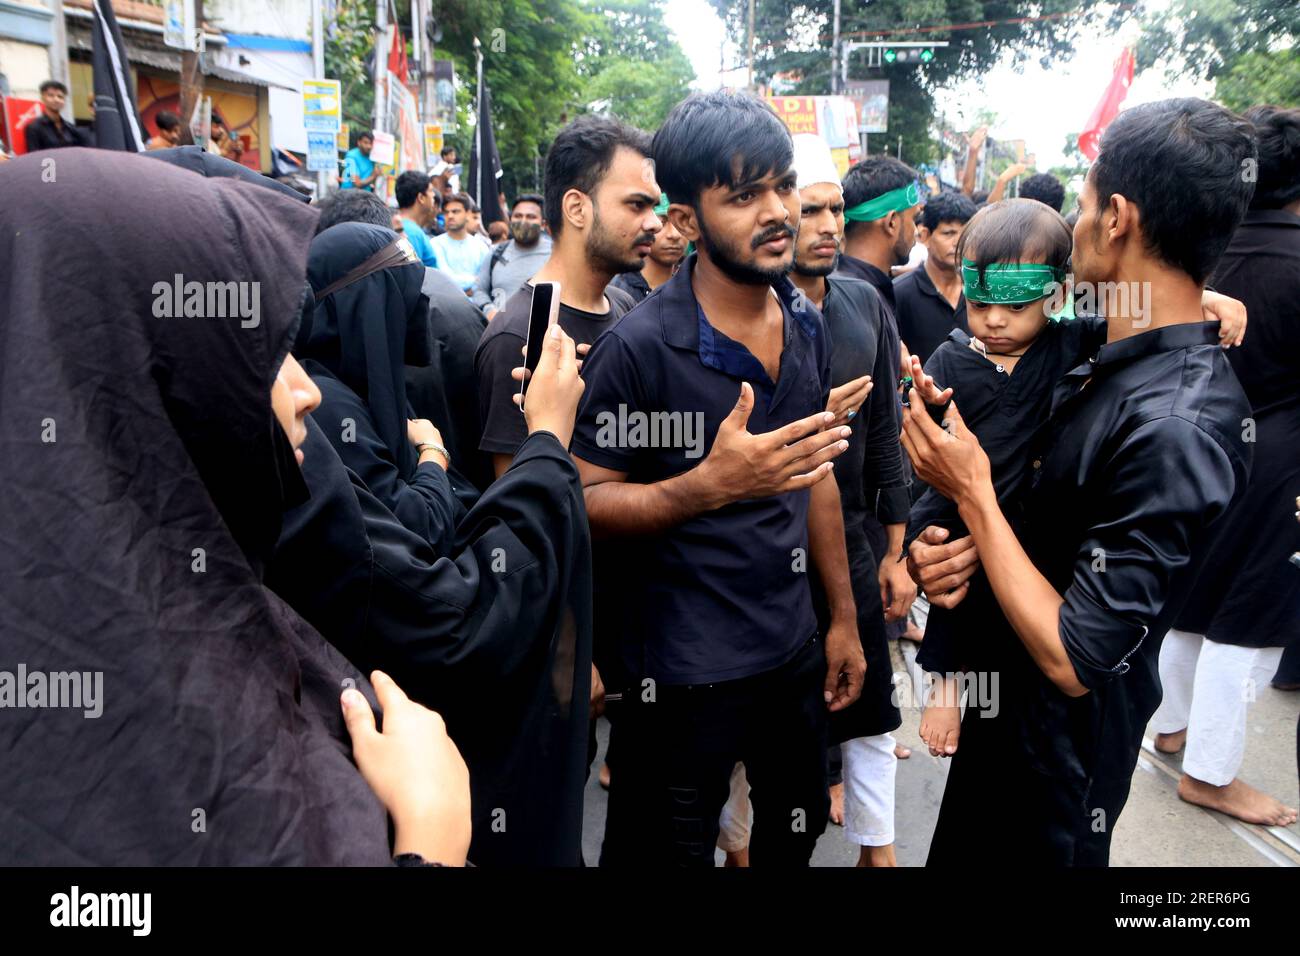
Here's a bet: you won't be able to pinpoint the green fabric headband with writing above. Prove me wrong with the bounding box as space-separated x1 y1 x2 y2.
843 181 920 222
654 194 670 216
961 259 1066 305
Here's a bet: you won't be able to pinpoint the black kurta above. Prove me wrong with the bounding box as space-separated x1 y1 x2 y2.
268 422 594 866
928 322 1252 866
1174 209 1300 649
817 275 909 741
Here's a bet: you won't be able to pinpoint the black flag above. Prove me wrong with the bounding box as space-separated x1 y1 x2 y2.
91 0 147 151
468 80 504 225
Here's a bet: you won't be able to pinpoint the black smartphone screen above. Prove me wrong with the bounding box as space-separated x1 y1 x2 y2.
521 283 555 399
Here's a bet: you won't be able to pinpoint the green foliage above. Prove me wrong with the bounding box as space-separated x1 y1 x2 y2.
707 0 1115 166
1136 0 1298 83
1215 50 1300 111
324 0 378 131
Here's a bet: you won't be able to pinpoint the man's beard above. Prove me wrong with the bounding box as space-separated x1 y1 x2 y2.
586 206 656 276
696 211 796 286
511 221 541 246
793 248 837 277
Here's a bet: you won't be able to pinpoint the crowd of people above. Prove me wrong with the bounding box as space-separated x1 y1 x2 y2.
0 86 1296 867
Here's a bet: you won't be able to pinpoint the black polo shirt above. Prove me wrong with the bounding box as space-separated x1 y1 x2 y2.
22 114 86 152
1017 320 1251 827
833 254 896 320
608 270 652 302
573 254 832 685
892 263 968 363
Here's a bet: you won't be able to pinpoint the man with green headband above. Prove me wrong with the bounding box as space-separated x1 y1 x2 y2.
835 156 924 323
610 194 687 302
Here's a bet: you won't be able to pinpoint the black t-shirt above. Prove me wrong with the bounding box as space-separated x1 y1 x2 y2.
892 263 968 364
475 282 637 456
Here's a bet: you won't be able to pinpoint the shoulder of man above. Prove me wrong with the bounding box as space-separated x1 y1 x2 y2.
605 283 639 319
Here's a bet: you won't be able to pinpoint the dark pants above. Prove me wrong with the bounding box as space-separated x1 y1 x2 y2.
600 635 829 867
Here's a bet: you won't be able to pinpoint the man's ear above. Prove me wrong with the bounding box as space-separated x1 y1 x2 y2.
916 224 932 244
667 203 699 244
1109 193 1136 246
882 210 901 240
562 188 589 233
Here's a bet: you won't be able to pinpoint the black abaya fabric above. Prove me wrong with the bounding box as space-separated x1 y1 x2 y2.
0 148 390 864
268 422 594 866
297 223 463 549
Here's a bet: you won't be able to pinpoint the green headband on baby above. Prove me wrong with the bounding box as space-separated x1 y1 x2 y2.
843 181 920 222
961 259 1067 305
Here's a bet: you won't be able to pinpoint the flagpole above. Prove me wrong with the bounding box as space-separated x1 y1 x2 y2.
474 35 483 206
311 0 326 196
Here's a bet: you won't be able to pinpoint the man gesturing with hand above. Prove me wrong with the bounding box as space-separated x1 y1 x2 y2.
573 92 861 867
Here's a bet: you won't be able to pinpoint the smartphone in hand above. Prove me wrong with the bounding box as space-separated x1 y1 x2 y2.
519 281 561 412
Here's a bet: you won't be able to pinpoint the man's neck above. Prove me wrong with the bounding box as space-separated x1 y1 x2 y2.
445 226 467 240
841 230 893 275
924 255 962 306
44 107 62 126
399 209 422 228
691 252 774 328
790 269 829 309
1103 256 1207 345
532 239 614 313
642 257 675 289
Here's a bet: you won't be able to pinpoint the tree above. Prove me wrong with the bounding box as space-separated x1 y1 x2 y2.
1137 0 1298 85
1215 51 1300 111
325 0 378 132
577 1 696 131
707 0 1117 166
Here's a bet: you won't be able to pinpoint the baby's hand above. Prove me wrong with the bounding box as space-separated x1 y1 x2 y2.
907 354 954 407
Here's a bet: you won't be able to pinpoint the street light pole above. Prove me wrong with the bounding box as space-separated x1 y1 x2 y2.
831 0 841 95
311 0 326 196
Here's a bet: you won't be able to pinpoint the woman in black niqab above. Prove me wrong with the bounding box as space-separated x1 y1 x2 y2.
296 222 464 549
0 149 391 864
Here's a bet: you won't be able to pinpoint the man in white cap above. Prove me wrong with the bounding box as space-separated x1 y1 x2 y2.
788 132 914 866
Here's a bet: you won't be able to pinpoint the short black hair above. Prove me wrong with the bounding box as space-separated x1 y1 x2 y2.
441 145 456 158
1092 98 1256 284
1244 105 1300 210
841 156 919 235
1018 172 1066 212
512 192 545 214
544 115 652 235
313 189 393 234
39 79 67 95
155 110 181 132
970 189 990 206
956 198 1073 283
920 190 977 232
395 171 431 208
443 191 471 212
354 130 374 146
652 91 790 212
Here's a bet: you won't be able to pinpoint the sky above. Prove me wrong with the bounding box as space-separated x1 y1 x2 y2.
662 0 1213 169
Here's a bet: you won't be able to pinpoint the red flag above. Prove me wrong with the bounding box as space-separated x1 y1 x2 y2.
388 28 410 88
1078 48 1135 160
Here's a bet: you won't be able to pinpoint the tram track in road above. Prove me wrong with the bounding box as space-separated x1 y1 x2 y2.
1138 737 1300 867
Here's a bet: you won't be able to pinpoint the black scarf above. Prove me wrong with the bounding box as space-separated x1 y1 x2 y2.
0 148 390 864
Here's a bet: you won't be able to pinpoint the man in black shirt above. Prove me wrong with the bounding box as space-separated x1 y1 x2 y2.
903 98 1257 865
834 156 922 325
22 80 86 153
893 191 976 364
475 115 660 479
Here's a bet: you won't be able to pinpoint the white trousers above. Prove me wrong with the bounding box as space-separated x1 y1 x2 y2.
841 733 897 847
1151 629 1283 786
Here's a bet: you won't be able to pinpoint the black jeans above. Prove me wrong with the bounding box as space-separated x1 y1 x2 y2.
600 635 829 867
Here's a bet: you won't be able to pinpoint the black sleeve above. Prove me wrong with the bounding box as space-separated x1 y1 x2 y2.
23 120 50 152
862 295 910 524
1059 418 1240 689
475 329 530 457
903 346 965 549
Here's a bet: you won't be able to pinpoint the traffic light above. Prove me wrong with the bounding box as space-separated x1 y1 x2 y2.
884 48 897 63
919 47 934 63
883 47 936 65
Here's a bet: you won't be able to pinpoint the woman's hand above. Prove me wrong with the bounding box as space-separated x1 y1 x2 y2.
342 671 472 866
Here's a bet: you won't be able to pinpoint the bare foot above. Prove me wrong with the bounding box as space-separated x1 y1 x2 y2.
724 847 749 867
598 762 611 790
894 744 911 760
920 704 961 757
856 844 897 867
1154 728 1186 754
1178 774 1300 827
829 781 845 826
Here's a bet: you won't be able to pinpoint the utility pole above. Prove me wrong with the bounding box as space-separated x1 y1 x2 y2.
746 0 755 90
474 35 483 204
179 0 204 144
311 0 326 194
831 0 841 94
373 0 388 135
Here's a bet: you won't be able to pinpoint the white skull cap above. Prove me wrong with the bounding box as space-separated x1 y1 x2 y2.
792 133 842 192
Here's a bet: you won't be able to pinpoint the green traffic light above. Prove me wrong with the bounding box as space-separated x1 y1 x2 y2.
920 48 934 62
884 48 897 63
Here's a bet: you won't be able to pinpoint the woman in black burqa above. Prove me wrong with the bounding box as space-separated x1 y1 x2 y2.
0 148 469 865
296 222 467 548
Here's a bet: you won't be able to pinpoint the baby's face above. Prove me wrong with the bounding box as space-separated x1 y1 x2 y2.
965 297 1051 356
